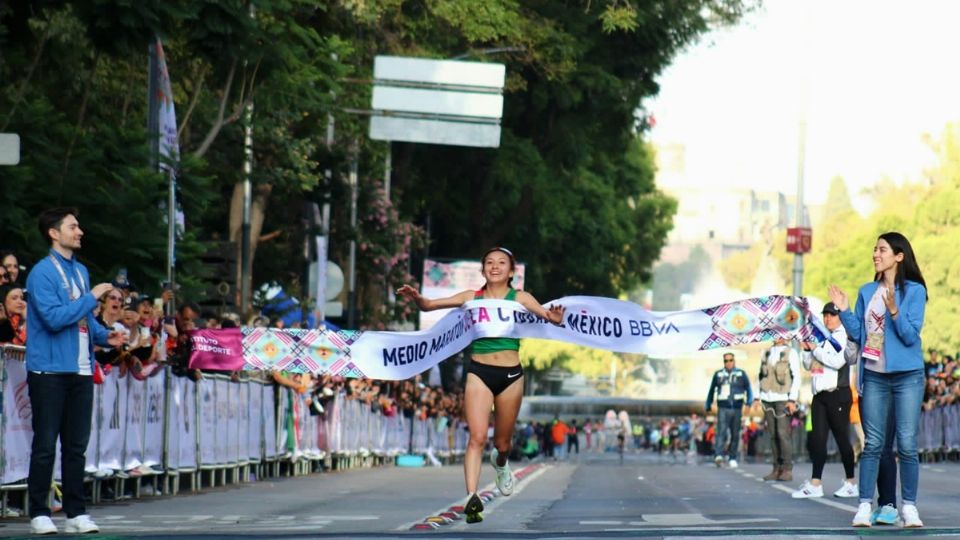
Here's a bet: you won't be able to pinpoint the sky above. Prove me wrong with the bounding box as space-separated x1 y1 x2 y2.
647 0 960 212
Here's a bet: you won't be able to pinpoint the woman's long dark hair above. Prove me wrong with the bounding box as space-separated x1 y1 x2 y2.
875 232 928 300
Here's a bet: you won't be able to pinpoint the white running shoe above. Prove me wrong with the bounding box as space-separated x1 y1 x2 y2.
901 504 923 528
490 449 515 496
30 516 58 535
791 481 824 498
852 502 873 527
64 514 100 534
714 455 723 467
833 481 859 498
728 459 738 469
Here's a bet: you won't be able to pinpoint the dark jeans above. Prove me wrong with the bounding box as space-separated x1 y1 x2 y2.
27 372 93 518
567 434 579 454
715 407 742 460
762 400 793 468
809 388 855 480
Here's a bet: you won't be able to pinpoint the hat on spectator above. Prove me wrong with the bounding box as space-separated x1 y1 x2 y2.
822 302 840 316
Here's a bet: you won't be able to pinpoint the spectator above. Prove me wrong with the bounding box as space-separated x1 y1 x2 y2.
25 207 124 535
1 250 21 285
0 284 27 345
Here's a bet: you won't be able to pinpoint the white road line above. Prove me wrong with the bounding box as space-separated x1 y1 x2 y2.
768 484 858 512
932 468 946 473
448 465 551 531
580 520 623 525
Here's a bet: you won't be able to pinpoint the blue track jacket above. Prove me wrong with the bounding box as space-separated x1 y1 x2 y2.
25 250 111 372
839 279 926 392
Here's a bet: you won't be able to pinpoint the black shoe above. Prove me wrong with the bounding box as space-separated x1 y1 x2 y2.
465 493 484 524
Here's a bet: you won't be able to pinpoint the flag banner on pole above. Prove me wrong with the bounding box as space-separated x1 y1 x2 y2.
189 295 838 379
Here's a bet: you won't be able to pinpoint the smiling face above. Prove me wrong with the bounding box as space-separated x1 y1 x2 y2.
873 238 903 276
50 214 83 252
482 250 514 286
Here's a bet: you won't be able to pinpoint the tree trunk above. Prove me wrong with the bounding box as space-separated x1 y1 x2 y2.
229 181 273 299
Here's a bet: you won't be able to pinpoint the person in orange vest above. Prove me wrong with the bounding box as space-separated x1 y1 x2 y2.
552 417 570 460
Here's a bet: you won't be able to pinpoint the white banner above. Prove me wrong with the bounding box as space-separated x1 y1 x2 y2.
2 359 32 483
264 384 278 459
143 371 165 466
214 378 229 464
98 370 123 471
248 382 263 461
349 295 835 380
85 382 101 473
124 377 145 470
165 375 182 470
198 378 216 466
179 376 197 469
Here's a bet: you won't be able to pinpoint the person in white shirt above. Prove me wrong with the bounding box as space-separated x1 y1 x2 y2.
792 302 858 499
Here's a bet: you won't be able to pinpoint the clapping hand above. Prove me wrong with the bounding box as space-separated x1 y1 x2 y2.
827 284 849 312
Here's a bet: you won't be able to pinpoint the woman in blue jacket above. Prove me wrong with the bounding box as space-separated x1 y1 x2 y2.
828 232 927 528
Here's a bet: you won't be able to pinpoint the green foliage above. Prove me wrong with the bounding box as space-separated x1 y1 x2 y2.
1 0 749 330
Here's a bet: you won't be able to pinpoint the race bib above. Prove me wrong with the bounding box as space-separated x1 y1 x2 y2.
718 383 731 400
863 332 883 362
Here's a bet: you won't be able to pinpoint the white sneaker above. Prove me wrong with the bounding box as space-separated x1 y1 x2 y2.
30 516 58 535
833 481 859 498
490 449 515 496
901 504 923 528
64 514 100 534
852 502 873 527
791 481 824 498
714 455 723 467
728 459 738 469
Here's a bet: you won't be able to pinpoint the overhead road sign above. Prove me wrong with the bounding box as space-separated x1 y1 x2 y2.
369 56 505 148
0 134 20 165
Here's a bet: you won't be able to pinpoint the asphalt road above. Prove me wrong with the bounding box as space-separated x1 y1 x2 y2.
2 449 960 539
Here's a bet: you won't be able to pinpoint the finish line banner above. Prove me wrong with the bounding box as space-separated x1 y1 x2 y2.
189 295 837 380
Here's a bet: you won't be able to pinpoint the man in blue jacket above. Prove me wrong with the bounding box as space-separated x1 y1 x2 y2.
25 208 124 535
705 352 753 468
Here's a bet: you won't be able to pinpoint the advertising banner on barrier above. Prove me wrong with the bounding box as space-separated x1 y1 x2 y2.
125 377 145 470
189 295 837 380
98 370 124 471
2 359 32 483
144 371 165 466
199 378 216 465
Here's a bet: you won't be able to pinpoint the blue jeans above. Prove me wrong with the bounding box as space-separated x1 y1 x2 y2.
27 372 94 518
858 368 923 505
715 407 742 460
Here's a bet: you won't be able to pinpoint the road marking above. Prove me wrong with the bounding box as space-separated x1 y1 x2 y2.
592 514 778 526
580 520 624 525
743 473 755 478
768 484 858 512
932 468 946 473
448 465 551 531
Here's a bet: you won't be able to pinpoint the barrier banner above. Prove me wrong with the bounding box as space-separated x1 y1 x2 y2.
198 378 216 465
124 377 145 470
1 359 32 483
238 381 250 462
226 380 240 463
85 382 101 474
264 384 278 459
247 382 262 461
190 295 837 380
214 378 229 463
143 371 165 466
98 370 123 471
179 377 197 468
166 375 182 470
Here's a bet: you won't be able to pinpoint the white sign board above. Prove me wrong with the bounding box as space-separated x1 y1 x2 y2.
370 56 505 148
0 134 20 165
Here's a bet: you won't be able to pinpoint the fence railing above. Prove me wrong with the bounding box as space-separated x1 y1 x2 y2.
0 344 466 516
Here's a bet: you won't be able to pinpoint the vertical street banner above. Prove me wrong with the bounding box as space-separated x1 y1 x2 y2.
153 38 184 263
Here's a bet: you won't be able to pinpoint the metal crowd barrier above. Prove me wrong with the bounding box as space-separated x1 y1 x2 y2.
919 404 960 459
1 344 467 517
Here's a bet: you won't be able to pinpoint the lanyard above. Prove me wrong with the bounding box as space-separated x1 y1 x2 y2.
49 253 86 301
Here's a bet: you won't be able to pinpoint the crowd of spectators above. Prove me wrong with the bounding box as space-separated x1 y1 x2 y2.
923 349 960 410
